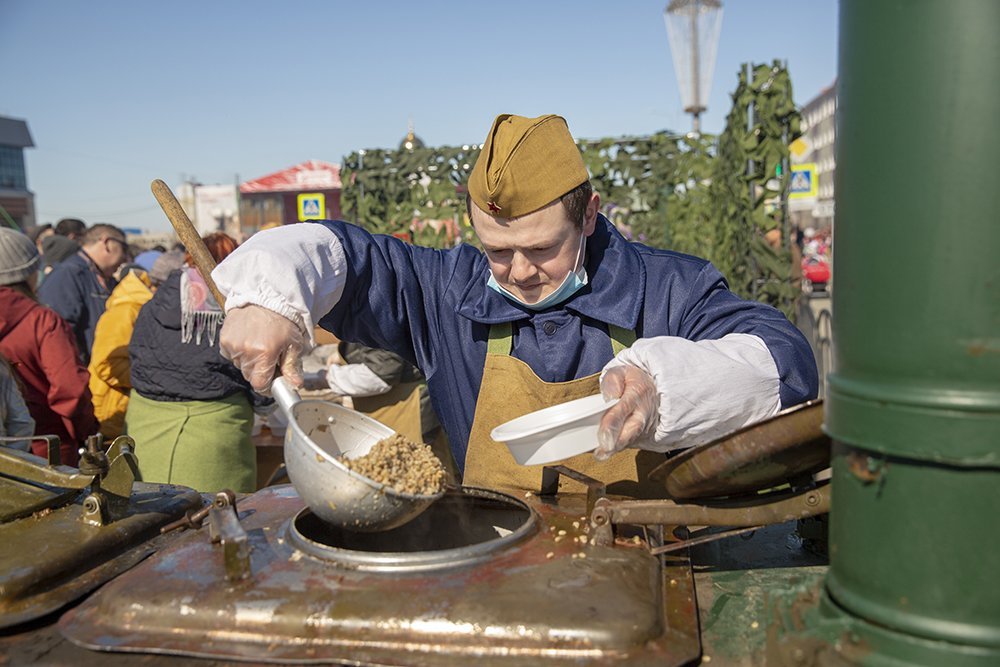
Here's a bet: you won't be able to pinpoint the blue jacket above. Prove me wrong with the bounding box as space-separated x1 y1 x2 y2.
37 252 113 364
318 216 818 470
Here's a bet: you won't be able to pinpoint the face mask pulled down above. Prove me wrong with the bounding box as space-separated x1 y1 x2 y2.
486 232 588 311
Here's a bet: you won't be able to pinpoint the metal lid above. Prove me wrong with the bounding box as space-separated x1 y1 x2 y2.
650 400 830 500
288 486 537 572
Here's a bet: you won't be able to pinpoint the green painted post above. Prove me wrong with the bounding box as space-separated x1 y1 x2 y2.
822 0 1000 663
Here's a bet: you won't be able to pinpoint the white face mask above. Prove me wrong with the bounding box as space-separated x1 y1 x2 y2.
486 231 588 311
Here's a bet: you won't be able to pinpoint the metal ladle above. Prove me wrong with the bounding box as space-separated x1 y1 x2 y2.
271 378 444 531
151 179 444 531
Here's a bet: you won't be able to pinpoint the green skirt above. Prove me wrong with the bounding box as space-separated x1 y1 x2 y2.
124 391 256 493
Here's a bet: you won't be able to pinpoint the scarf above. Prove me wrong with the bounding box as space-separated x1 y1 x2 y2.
180 266 224 346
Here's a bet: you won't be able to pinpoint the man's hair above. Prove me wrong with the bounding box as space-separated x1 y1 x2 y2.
466 180 593 229
55 218 86 238
559 181 593 227
82 223 126 246
28 223 53 243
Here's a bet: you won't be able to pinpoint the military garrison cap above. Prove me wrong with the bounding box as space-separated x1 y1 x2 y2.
468 114 589 219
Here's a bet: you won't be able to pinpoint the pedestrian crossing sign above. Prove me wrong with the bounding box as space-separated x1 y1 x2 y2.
297 193 325 221
789 164 818 199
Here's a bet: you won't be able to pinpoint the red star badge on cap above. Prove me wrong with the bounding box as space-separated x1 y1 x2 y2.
487 201 502 213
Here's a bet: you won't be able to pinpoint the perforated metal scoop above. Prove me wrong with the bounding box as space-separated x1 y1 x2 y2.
272 378 444 532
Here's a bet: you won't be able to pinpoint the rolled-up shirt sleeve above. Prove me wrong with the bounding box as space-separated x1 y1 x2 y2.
212 223 347 345
601 333 782 452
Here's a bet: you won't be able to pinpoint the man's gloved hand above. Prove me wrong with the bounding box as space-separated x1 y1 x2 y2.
594 364 660 461
219 305 306 394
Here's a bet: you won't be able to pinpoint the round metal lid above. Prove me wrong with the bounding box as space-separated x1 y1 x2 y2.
650 400 830 500
287 486 538 572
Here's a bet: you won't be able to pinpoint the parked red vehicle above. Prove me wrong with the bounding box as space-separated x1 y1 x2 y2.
802 256 831 292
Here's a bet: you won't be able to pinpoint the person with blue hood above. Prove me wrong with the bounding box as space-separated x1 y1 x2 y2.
212 114 818 496
133 249 163 274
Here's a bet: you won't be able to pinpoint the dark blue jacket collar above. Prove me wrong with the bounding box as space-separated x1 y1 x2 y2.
455 215 645 330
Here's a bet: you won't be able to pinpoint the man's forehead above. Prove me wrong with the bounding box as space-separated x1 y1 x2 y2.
470 198 566 226
473 203 572 247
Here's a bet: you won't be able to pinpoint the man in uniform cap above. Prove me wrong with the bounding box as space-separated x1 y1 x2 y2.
213 114 817 495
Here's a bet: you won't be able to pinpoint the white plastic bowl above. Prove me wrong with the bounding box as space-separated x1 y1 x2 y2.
490 394 620 466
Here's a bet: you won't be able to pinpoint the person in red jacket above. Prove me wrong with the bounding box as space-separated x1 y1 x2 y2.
0 227 97 466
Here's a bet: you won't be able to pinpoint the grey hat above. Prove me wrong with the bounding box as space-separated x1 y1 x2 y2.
0 227 41 286
149 249 186 285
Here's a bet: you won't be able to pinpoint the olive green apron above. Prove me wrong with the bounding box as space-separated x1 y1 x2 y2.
463 323 665 498
124 391 256 494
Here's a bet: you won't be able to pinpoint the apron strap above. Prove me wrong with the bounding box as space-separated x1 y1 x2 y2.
608 323 635 356
487 322 513 355
487 322 635 356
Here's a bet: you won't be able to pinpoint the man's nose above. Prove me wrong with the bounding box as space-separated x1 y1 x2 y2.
508 253 535 283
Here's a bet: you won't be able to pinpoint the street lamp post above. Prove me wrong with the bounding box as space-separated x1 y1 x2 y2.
664 0 724 134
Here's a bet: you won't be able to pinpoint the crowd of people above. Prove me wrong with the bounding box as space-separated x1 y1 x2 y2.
0 218 451 493
0 220 271 491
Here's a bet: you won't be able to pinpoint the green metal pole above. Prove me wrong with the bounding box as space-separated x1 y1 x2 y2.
0 204 20 230
821 0 1000 664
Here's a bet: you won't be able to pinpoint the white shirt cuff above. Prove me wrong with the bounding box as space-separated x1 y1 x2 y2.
601 333 781 451
211 223 346 346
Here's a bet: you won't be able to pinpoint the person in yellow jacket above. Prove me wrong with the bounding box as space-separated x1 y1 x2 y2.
88 252 184 438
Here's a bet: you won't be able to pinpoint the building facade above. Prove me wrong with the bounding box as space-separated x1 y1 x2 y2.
0 117 36 230
790 80 837 232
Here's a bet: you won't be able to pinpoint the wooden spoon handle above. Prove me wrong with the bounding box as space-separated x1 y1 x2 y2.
150 178 227 307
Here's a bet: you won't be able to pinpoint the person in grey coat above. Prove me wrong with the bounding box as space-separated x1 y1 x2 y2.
0 355 34 451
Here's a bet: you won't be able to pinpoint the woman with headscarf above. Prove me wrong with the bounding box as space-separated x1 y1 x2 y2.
0 228 97 465
125 234 267 492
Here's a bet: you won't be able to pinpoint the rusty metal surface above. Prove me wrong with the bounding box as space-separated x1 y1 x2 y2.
59 485 700 666
0 446 95 498
207 491 251 582
541 465 606 516
0 476 79 523
651 400 830 500
0 482 202 628
0 620 249 667
0 438 142 525
595 483 830 529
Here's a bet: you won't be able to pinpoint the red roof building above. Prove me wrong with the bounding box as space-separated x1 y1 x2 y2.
239 160 342 232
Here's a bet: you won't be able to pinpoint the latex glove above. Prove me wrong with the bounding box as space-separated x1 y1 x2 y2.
219 305 306 394
594 364 660 461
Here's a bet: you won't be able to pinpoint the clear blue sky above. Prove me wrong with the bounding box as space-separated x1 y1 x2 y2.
1 0 837 232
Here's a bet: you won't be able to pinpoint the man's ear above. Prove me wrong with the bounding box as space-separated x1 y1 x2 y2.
584 192 601 235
